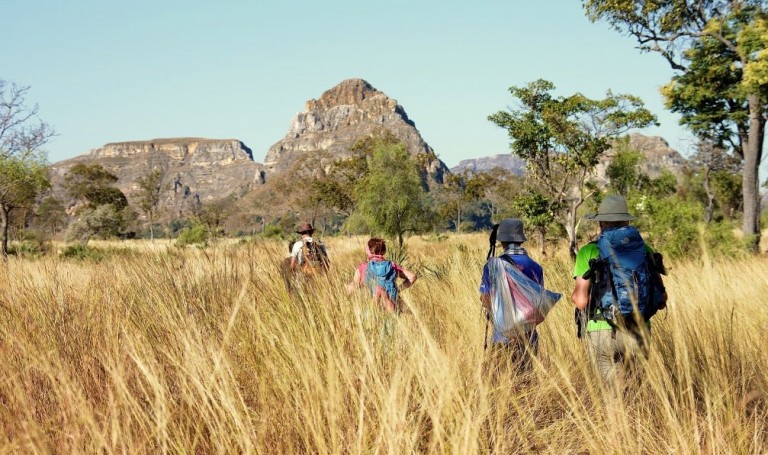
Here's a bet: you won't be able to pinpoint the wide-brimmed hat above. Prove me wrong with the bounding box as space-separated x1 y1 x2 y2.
497 218 527 243
585 195 637 222
296 222 315 234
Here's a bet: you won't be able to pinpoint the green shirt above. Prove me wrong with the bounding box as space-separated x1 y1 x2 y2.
572 242 655 332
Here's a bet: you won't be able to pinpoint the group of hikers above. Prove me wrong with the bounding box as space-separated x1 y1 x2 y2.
285 194 668 386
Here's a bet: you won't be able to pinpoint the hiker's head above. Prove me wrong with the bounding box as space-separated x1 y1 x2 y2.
296 222 315 237
368 238 386 256
585 195 636 230
496 218 527 246
598 220 630 230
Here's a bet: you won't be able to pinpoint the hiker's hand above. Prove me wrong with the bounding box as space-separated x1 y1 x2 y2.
480 294 491 312
658 293 668 310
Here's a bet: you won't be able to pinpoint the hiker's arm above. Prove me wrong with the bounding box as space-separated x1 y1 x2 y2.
289 241 299 271
571 277 590 310
345 268 362 294
399 269 417 289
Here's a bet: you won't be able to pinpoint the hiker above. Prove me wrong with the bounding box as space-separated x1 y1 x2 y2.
290 223 329 275
346 238 417 312
571 194 667 385
480 218 553 369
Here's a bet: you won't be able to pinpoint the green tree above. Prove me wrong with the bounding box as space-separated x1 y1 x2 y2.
585 0 768 251
0 157 49 259
354 138 433 247
711 170 743 219
303 133 379 219
136 169 163 241
65 163 128 209
442 171 471 233
65 204 124 245
0 80 55 260
197 194 236 237
63 164 128 245
606 139 644 196
489 79 656 258
689 140 741 222
36 195 67 238
512 190 559 256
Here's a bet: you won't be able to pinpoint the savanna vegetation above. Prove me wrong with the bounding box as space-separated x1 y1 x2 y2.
0 235 766 453
2 1 768 451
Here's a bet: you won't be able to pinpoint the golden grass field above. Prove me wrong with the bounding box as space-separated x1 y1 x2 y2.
0 234 766 453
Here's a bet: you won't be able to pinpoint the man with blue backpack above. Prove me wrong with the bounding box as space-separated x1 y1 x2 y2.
571 195 668 384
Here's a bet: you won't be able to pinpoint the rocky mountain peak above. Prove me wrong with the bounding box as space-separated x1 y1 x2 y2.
263 79 445 184
307 78 380 111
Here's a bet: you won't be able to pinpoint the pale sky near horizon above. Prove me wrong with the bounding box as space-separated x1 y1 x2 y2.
2 1 704 169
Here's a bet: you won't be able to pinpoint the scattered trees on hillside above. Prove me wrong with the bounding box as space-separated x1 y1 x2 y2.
0 80 55 260
489 79 657 258
437 168 522 233
585 0 768 252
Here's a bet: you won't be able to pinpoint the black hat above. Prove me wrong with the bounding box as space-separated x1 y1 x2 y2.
497 218 526 243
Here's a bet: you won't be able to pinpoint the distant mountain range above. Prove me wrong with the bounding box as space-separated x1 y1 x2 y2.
49 78 691 226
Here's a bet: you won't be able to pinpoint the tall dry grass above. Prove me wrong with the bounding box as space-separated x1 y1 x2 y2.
0 235 766 453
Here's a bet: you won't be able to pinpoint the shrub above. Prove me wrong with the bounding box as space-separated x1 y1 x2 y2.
704 220 745 259
8 240 49 258
631 195 703 259
60 244 137 261
60 244 106 261
262 225 283 239
175 224 209 248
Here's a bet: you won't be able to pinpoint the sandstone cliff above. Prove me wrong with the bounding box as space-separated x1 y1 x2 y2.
263 78 449 185
50 138 264 217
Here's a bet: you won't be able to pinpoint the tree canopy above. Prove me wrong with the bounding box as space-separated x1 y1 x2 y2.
354 137 433 248
585 0 768 251
489 79 656 257
0 80 55 259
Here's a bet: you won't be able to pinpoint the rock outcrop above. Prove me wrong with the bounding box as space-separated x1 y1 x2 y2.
50 138 264 217
451 154 526 175
594 133 688 184
453 134 687 182
263 78 449 185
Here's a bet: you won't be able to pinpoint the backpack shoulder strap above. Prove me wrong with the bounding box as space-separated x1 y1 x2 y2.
499 254 518 268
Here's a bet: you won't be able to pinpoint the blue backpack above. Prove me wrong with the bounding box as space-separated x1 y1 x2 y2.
365 260 398 303
591 226 664 325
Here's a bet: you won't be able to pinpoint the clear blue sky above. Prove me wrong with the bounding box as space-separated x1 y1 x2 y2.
3 0 696 168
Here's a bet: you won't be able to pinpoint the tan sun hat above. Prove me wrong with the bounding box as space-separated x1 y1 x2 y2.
585 195 637 222
296 222 314 234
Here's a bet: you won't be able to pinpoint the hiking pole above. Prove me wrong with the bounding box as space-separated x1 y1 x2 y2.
483 224 500 351
486 224 499 261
